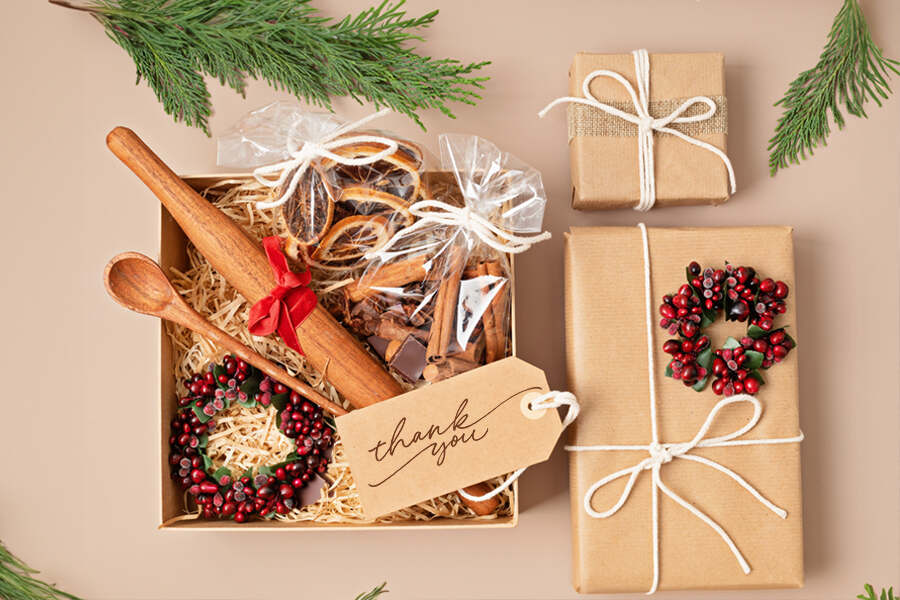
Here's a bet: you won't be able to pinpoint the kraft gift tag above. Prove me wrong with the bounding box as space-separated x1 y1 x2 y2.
336 357 564 518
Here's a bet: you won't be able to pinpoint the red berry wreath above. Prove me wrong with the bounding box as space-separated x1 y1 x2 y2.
169 354 334 522
659 262 796 396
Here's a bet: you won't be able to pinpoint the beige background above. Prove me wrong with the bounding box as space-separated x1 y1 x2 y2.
1 0 897 598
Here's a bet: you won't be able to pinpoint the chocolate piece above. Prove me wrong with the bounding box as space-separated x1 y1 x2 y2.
388 335 428 382
367 336 390 360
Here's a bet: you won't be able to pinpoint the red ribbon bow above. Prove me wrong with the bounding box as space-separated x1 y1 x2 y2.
248 237 318 355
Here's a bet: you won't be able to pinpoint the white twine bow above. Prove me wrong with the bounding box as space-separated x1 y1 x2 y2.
565 223 803 594
253 108 399 210
459 391 580 503
364 199 552 262
538 49 737 212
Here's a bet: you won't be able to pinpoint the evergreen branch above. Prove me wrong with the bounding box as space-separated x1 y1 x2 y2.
355 582 388 600
858 583 897 600
0 540 82 600
52 0 490 134
767 0 899 175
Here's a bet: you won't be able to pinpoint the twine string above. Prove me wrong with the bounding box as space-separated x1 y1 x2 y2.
538 49 736 211
253 108 399 210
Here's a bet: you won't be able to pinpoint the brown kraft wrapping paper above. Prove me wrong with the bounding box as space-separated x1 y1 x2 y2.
564 226 803 593
567 52 730 210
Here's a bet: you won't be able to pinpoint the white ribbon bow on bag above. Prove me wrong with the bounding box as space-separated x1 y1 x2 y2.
366 199 552 262
539 49 736 211
253 108 400 210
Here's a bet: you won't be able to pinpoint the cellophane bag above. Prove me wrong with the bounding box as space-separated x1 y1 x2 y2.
332 133 549 385
218 102 429 282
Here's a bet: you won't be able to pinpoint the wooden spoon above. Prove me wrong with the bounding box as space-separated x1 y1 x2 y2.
104 251 348 417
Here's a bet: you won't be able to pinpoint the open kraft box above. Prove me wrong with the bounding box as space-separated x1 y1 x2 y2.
158 172 519 530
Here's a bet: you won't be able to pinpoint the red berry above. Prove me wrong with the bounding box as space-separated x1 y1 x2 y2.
744 378 760 394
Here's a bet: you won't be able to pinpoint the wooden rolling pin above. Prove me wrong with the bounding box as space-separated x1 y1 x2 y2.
107 127 401 408
106 127 499 515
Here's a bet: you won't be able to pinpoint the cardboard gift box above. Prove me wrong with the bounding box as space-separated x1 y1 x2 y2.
565 52 731 210
564 226 803 592
157 173 519 530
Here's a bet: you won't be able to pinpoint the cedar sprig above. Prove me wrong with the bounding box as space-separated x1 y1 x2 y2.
50 0 490 134
859 584 897 600
356 582 388 600
767 0 899 175
0 540 82 600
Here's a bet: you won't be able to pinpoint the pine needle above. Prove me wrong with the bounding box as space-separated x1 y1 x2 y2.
355 582 388 600
50 0 490 134
0 540 82 600
858 583 897 600
767 0 899 175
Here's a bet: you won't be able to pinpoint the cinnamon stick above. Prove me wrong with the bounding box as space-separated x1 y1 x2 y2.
375 318 428 342
422 357 479 383
483 260 510 363
449 334 485 364
345 255 429 302
426 245 465 363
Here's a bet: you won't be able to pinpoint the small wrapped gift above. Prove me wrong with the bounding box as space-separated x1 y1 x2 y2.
542 50 734 211
564 226 803 593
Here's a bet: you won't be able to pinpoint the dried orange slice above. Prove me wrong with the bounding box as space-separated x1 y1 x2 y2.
279 163 335 246
339 187 413 226
322 141 422 202
311 215 392 270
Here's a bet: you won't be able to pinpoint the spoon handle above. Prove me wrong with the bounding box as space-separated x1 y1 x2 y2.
165 301 349 417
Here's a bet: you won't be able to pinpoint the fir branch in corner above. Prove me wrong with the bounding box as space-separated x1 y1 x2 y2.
858 583 897 600
356 582 388 600
767 0 899 175
50 0 490 134
0 539 82 600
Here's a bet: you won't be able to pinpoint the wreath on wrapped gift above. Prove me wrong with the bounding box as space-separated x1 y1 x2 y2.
658 262 797 396
168 354 334 523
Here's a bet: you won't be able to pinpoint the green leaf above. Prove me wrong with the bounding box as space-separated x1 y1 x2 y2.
213 467 232 483
240 372 263 396
198 434 209 449
213 364 227 389
241 468 253 480
748 324 767 339
192 404 211 424
237 397 257 409
270 392 290 412
665 363 674 377
748 371 765 385
744 350 764 370
784 331 798 349
692 375 710 391
723 337 742 350
696 347 713 370
258 465 275 477
202 454 213 471
699 310 716 328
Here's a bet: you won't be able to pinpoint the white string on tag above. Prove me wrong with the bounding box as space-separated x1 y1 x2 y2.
539 49 736 212
458 391 579 503
565 223 803 594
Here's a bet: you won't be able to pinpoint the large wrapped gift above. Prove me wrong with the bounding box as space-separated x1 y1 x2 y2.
542 51 734 211
564 226 803 593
